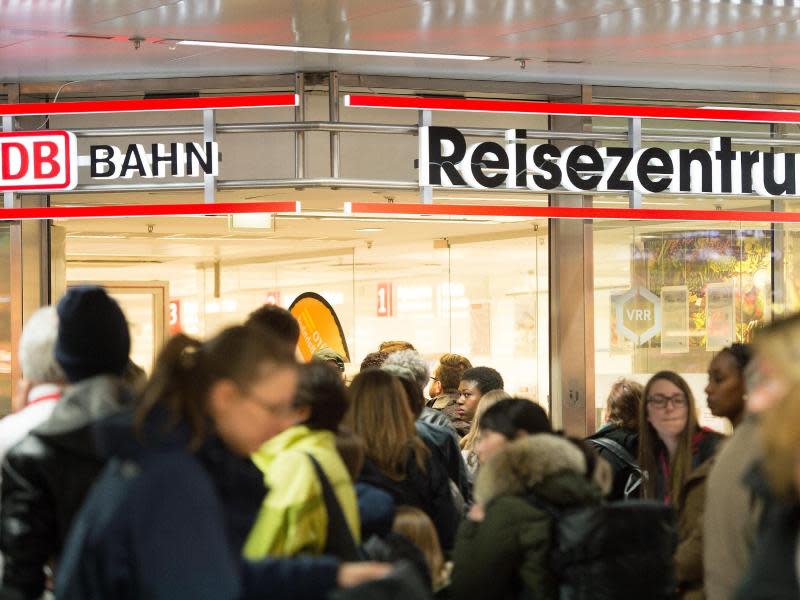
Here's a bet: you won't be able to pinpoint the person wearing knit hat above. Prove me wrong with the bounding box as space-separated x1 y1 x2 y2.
311 347 346 373
0 286 135 599
55 285 131 382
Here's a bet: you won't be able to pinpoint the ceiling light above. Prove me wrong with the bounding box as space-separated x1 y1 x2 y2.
176 40 492 61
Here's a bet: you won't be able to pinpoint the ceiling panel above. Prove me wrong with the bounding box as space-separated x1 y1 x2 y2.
3 1 800 93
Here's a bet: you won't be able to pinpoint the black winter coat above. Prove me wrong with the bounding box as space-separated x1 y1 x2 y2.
587 423 639 501
359 452 459 551
736 465 800 600
0 376 132 599
416 420 472 504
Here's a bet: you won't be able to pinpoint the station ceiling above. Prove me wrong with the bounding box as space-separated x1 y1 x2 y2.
1 1 800 93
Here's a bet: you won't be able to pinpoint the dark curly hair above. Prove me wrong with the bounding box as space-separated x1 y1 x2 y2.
460 366 504 395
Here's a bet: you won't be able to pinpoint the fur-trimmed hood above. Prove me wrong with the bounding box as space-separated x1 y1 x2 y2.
475 433 596 507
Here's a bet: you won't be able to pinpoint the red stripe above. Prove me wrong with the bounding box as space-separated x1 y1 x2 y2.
27 392 60 406
345 94 800 124
0 94 298 116
0 201 298 221
348 202 800 223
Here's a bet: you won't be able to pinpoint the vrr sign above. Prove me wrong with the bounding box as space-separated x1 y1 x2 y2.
612 286 662 345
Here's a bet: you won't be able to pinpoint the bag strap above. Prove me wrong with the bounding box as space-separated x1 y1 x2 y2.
588 437 641 472
306 452 361 561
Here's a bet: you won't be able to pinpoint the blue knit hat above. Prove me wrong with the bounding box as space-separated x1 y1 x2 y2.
55 286 131 382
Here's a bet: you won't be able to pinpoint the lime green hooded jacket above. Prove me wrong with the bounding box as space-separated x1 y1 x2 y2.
243 425 361 558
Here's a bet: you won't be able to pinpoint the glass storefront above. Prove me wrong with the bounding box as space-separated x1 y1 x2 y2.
7 80 800 432
61 215 549 405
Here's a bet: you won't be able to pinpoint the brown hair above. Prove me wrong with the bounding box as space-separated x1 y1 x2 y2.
360 351 389 371
435 353 472 393
762 383 800 502
345 369 429 480
637 371 699 504
335 428 366 481
605 378 643 431
379 340 416 354
392 506 445 589
135 327 296 449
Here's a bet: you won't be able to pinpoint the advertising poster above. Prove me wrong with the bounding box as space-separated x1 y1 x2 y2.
706 283 735 351
513 295 537 356
661 286 689 354
289 292 351 363
470 303 491 356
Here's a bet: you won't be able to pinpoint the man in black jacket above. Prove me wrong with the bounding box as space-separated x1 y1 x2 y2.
0 286 134 599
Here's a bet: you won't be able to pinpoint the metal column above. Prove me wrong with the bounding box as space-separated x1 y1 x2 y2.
329 71 340 180
548 85 596 437
295 73 306 180
771 123 787 318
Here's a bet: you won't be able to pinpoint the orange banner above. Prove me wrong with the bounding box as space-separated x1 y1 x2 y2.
289 292 350 363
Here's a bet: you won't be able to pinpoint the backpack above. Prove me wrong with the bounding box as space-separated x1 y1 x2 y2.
587 437 643 500
531 498 678 600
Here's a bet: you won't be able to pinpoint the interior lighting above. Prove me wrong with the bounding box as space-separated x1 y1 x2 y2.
176 40 493 61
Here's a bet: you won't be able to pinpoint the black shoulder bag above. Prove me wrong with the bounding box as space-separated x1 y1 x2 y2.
306 453 361 561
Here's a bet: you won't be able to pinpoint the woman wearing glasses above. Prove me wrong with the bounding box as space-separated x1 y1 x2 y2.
639 370 723 600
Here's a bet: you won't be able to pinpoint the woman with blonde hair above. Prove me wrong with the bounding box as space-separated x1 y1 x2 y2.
735 367 800 598
392 506 451 594
345 369 458 550
460 389 511 476
638 370 723 599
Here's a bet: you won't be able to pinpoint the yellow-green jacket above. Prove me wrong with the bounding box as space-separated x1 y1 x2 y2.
243 425 361 558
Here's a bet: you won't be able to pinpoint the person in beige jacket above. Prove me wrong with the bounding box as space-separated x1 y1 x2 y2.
704 326 798 600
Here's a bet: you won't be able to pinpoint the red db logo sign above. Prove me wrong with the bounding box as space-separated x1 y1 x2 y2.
0 131 77 192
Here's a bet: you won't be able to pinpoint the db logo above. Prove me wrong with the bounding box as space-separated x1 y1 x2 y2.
0 131 78 192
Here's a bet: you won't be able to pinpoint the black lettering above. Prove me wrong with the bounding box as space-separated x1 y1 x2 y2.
566 145 603 191
187 142 214 176
120 144 147 178
679 148 712 193
740 150 760 194
763 152 796 195
605 147 633 191
470 141 508 188
426 126 466 186
152 143 179 176
531 144 561 190
636 148 673 193
90 145 116 178
714 137 736 193
515 129 526 187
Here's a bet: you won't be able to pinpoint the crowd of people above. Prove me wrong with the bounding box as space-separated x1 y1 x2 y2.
0 284 797 598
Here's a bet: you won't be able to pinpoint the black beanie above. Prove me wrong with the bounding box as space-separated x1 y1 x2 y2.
55 286 131 383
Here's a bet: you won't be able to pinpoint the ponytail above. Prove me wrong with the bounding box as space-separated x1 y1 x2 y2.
136 325 296 450
135 334 208 449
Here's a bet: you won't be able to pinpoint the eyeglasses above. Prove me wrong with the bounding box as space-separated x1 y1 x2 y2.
647 394 688 409
244 393 296 416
